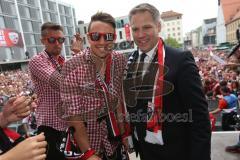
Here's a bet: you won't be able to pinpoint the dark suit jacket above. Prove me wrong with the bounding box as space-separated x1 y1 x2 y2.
124 45 211 160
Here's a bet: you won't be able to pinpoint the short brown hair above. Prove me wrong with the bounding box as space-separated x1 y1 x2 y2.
41 22 63 37
129 3 160 23
88 12 116 32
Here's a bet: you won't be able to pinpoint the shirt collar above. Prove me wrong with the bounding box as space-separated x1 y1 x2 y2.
138 42 158 60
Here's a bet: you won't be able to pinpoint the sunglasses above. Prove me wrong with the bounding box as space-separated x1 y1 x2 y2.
46 37 65 44
88 32 116 41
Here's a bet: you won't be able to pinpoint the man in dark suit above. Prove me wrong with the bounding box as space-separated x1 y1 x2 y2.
123 3 211 160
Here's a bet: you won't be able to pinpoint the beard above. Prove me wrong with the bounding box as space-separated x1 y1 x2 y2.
47 47 62 56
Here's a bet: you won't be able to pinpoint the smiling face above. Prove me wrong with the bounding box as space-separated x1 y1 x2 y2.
87 21 115 59
130 11 161 53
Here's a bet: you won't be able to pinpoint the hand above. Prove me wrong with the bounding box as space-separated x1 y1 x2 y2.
1 96 31 127
71 32 83 55
87 154 102 160
0 133 47 160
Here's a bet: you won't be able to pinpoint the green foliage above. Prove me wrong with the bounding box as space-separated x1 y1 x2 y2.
165 37 182 48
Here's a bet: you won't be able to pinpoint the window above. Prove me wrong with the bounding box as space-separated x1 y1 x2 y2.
59 5 65 14
177 27 180 30
50 13 58 23
30 34 35 45
48 1 56 11
30 8 40 20
13 19 20 31
27 0 37 7
43 0 49 10
22 20 33 32
32 22 41 32
172 22 175 25
83 37 86 44
178 32 180 36
24 33 35 45
65 46 70 56
61 16 66 25
43 12 51 22
5 17 15 29
173 33 175 36
84 26 87 34
0 3 2 13
0 16 5 28
67 27 73 35
66 17 72 26
167 28 170 32
119 31 122 39
172 27 175 31
121 20 124 28
64 37 70 45
2 1 16 16
34 34 41 45
19 6 30 18
64 6 70 15
10 3 16 15
63 27 68 35
25 7 30 18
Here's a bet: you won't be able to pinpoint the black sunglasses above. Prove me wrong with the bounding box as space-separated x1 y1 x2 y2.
88 32 116 41
46 37 65 44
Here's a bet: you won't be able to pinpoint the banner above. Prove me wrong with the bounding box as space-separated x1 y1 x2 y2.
0 28 24 47
210 51 226 65
124 24 131 41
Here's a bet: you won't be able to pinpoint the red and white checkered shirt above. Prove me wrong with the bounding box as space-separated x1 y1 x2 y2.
60 48 127 156
28 50 67 131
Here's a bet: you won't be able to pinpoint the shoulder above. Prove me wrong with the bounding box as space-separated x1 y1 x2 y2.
112 51 127 65
62 54 88 76
29 52 47 63
165 45 193 60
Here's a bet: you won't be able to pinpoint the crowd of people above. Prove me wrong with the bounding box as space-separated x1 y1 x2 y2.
0 70 31 106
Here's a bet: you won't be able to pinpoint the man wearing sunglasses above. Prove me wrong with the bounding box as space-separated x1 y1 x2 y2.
60 12 129 160
28 22 67 160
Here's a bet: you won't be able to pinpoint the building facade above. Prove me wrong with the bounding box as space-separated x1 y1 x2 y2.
216 0 240 45
202 18 217 46
0 0 76 69
226 10 240 44
160 10 183 44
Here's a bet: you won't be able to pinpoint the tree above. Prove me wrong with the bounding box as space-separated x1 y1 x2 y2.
165 37 182 48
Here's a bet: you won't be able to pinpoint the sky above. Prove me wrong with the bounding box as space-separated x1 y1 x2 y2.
60 0 218 35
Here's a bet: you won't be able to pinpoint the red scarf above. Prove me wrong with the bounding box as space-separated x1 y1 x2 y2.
147 38 164 133
3 128 21 141
95 54 121 138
